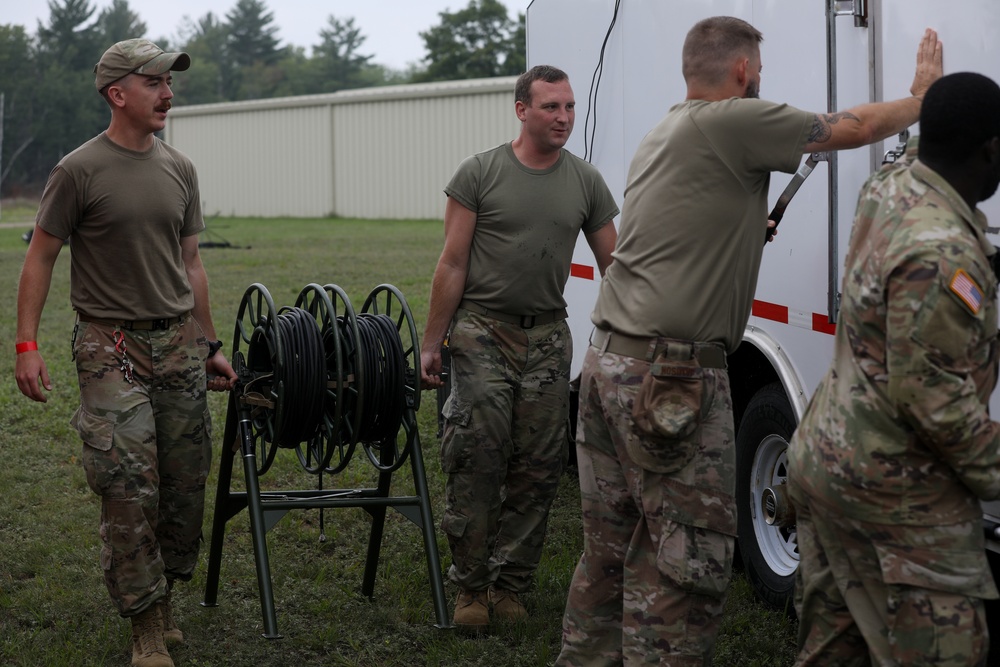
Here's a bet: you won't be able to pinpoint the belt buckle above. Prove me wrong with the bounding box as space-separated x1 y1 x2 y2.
520 315 536 328
152 318 169 330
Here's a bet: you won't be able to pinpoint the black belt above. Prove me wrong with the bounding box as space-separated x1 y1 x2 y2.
590 327 727 370
77 313 186 331
458 299 567 329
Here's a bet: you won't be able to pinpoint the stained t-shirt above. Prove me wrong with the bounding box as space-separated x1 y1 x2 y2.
445 142 618 314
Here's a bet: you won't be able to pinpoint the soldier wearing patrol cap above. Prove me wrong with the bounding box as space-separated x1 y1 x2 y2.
15 38 237 667
788 72 1000 666
93 38 192 91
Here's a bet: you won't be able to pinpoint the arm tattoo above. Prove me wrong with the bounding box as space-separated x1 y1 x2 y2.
807 111 861 144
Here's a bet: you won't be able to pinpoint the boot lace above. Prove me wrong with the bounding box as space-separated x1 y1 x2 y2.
134 612 166 656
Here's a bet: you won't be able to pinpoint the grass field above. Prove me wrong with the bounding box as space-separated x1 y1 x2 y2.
0 215 797 666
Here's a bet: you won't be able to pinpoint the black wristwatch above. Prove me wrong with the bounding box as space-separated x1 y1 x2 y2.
207 340 224 358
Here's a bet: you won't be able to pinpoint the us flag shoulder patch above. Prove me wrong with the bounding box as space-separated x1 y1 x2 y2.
950 269 984 315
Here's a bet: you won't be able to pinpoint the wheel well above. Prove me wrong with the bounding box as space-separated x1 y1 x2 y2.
728 341 782 430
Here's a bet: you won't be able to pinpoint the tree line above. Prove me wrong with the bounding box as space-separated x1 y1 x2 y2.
0 0 525 195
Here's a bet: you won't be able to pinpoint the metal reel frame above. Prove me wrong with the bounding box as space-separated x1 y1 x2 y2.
232 283 285 476
325 283 364 473
293 283 360 475
359 283 421 472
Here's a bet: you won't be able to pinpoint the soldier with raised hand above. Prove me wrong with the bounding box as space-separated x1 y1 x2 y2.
557 16 942 667
788 72 1000 666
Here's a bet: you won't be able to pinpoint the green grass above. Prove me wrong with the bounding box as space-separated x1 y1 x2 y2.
0 198 38 225
0 215 797 666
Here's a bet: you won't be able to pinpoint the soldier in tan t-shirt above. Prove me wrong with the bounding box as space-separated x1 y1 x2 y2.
14 39 237 667
420 65 618 629
557 17 942 666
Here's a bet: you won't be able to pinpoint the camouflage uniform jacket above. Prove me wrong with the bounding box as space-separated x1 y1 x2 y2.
789 138 1000 527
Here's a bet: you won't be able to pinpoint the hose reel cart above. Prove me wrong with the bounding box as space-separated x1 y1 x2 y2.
201 281 449 637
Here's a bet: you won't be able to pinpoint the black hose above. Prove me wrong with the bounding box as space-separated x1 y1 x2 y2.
354 313 406 445
273 306 327 448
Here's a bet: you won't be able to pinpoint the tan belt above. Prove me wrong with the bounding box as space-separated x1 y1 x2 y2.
459 299 567 329
590 327 727 370
78 312 186 331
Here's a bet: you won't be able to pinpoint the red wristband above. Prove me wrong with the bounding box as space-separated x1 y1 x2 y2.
15 341 38 354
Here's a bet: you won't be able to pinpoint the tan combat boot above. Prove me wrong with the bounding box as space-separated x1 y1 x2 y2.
130 605 174 667
159 590 184 645
489 587 528 621
453 589 490 627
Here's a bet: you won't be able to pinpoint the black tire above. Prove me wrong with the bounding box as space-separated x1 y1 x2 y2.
735 382 798 614
986 550 1000 665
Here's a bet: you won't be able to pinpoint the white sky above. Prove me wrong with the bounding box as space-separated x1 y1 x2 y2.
7 0 532 71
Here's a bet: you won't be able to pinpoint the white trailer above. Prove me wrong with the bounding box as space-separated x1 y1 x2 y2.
526 0 1000 616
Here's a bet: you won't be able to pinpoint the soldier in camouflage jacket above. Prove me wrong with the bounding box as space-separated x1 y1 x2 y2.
788 72 1000 666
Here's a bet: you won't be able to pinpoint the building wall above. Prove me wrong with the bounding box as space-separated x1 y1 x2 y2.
164 77 520 220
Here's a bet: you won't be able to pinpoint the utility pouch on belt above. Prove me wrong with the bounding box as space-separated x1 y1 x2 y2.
629 345 706 473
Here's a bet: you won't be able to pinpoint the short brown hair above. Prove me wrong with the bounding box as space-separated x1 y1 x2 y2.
682 16 763 86
515 65 569 106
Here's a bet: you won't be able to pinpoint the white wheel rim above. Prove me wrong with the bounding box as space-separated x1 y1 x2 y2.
749 434 798 576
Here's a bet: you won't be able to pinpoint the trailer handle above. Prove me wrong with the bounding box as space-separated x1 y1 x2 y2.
764 153 826 244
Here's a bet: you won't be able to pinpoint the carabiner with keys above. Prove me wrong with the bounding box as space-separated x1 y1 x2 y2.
113 329 135 384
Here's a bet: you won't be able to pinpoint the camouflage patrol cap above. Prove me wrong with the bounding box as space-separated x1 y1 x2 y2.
94 38 191 91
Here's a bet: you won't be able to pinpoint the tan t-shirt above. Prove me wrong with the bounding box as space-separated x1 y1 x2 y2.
37 132 204 320
592 98 812 352
446 142 619 314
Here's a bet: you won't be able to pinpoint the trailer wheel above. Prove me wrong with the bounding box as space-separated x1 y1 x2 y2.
987 550 1000 665
735 382 798 613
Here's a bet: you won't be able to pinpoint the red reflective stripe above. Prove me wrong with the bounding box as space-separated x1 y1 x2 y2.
570 263 595 280
812 313 837 335
752 300 788 324
563 284 836 337
752 300 835 335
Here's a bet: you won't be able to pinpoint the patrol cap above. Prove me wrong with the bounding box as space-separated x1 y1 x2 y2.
94 38 191 91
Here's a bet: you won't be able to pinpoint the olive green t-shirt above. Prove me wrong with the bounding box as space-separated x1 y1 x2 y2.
445 142 619 314
592 98 812 352
37 132 204 320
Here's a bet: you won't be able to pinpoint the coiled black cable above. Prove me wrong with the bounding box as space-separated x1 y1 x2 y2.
354 313 407 445
331 316 360 443
273 306 327 448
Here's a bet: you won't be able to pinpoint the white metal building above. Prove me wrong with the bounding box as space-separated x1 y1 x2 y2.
163 77 521 220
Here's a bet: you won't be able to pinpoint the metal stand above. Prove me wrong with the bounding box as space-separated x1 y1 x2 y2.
200 283 451 637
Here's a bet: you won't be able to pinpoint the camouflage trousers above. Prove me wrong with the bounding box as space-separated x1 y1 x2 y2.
791 492 991 667
71 316 212 617
558 341 736 667
439 308 570 593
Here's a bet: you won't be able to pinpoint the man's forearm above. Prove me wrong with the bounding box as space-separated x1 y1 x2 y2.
16 252 56 343
848 95 923 147
422 263 467 349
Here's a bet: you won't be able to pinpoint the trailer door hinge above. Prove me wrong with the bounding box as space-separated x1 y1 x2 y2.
833 0 868 27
